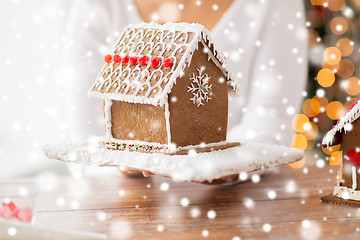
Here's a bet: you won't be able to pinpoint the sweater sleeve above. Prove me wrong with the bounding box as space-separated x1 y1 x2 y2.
228 0 307 146
61 0 130 142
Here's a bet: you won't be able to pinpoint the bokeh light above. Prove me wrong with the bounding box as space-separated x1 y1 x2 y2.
301 1 360 162
336 38 354 57
302 122 318 140
323 47 341 65
317 68 335 87
311 0 328 6
330 17 348 35
303 98 321 117
321 144 340 155
292 114 310 132
289 157 306 168
291 134 308 150
321 61 340 73
337 59 354 78
326 101 345 120
344 77 360 95
328 0 345 11
329 151 342 165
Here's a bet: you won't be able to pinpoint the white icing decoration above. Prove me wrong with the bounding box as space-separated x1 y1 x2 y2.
187 68 212 107
322 100 360 146
164 102 171 145
353 166 357 189
88 22 238 107
333 185 360 201
104 98 113 138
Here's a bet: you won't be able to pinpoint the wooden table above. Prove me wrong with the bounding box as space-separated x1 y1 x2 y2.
34 164 360 240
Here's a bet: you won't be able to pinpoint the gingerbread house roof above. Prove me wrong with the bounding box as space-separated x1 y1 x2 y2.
322 98 360 146
88 22 238 106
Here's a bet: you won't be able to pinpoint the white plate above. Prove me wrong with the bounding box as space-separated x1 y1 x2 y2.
43 142 303 183
0 219 106 240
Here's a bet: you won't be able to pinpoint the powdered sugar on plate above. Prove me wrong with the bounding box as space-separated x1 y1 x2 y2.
43 142 303 182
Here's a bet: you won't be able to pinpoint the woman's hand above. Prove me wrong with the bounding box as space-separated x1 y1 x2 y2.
118 167 154 177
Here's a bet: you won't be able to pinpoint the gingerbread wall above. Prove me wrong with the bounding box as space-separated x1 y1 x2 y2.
341 117 360 189
109 101 168 144
168 43 228 147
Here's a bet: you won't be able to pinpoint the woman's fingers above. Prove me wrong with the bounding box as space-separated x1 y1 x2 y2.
118 166 154 177
142 170 154 177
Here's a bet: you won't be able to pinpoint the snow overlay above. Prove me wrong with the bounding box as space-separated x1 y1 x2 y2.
43 142 304 182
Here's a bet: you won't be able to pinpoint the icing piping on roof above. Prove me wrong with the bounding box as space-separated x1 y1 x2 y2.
322 98 360 146
88 22 238 106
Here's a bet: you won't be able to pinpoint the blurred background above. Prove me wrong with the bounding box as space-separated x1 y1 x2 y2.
293 0 360 168
0 0 358 178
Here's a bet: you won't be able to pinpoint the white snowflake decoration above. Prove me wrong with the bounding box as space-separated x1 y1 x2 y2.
187 68 212 106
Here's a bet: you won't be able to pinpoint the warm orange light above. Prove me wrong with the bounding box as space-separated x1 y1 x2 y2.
322 61 340 72
326 101 345 120
345 77 360 96
322 144 341 155
330 151 342 165
336 38 354 57
311 0 328 5
328 0 345 11
291 134 308 150
289 157 306 168
317 68 335 88
303 99 321 117
292 114 310 132
355 0 360 6
302 122 318 140
337 59 354 78
330 17 348 35
323 47 342 65
310 98 321 114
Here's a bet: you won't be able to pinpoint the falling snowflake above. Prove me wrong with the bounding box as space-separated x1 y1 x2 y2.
187 68 212 106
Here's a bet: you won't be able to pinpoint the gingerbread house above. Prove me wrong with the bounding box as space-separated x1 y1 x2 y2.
88 22 238 154
322 98 360 205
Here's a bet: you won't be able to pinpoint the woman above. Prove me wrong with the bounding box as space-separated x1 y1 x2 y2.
64 0 307 178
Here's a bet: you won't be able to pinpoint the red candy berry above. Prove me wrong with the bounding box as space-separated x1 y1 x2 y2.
1 207 14 219
1 200 19 219
0 200 32 222
16 206 32 222
162 58 173 68
130 56 138 66
138 55 149 65
104 54 112 63
150 57 160 68
346 149 360 167
121 55 130 64
3 200 17 211
113 55 121 63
